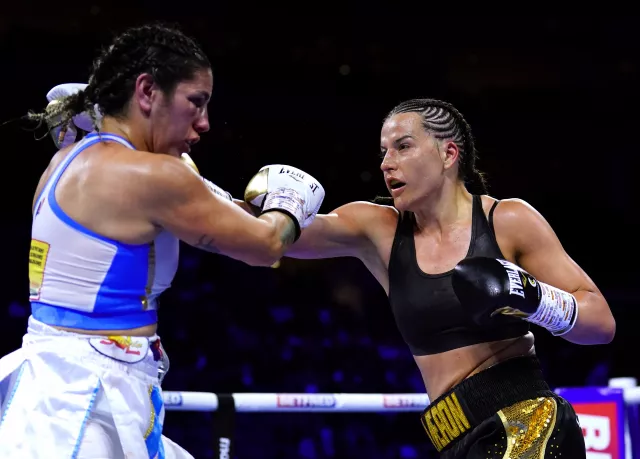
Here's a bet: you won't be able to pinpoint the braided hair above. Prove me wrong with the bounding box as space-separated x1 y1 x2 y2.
28 23 210 135
388 98 487 194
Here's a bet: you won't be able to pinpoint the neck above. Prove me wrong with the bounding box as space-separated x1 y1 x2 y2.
412 181 473 234
99 117 150 153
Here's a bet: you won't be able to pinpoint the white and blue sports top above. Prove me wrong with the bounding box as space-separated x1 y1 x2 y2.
28 133 179 330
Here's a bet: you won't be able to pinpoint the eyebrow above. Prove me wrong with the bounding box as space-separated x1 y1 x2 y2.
380 134 414 149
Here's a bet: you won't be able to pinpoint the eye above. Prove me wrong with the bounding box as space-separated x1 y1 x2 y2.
190 96 206 108
398 143 410 150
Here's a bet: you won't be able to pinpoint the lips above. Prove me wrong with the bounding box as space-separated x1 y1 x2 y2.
390 184 406 197
387 178 406 196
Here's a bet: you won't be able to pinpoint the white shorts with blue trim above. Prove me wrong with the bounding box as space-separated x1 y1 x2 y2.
0 317 193 459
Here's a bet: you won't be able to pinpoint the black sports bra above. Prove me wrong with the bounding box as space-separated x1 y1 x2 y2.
387 195 530 355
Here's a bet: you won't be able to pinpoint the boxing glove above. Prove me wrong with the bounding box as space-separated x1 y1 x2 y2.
46 83 101 148
45 99 79 149
451 257 578 336
244 165 325 240
180 153 233 202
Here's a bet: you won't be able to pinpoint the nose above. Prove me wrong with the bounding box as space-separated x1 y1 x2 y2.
380 152 396 172
194 110 210 134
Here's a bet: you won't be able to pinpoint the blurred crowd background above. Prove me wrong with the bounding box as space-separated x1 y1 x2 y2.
2 5 639 458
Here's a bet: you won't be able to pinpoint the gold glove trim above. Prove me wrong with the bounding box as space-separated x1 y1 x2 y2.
244 169 269 206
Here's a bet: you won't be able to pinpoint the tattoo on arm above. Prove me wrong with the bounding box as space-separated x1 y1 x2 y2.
194 235 221 254
194 217 296 255
279 219 297 247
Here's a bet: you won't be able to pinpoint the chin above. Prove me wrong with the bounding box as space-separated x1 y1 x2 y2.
391 196 411 211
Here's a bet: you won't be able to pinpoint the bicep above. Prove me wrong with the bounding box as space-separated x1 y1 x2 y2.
286 201 380 260
146 159 284 264
162 190 265 251
498 199 599 294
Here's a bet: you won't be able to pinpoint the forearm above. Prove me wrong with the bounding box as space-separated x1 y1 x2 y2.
233 199 254 215
189 207 297 267
230 200 329 259
246 212 297 266
284 220 328 259
558 290 615 345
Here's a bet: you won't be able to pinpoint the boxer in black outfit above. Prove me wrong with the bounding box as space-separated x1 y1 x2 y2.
278 98 615 457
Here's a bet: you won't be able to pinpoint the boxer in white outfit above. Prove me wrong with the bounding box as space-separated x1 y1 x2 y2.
0 23 324 458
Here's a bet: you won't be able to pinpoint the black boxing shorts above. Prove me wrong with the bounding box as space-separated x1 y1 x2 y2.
420 356 586 458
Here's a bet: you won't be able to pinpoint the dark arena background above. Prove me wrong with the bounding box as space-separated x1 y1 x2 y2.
2 5 639 458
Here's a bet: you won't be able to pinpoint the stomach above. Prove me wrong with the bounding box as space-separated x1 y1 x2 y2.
413 332 536 401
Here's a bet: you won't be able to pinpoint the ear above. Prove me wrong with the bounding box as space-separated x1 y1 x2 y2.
441 141 460 171
132 73 157 117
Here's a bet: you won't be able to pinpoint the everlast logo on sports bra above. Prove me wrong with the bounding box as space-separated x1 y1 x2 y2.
421 392 471 452
497 259 526 298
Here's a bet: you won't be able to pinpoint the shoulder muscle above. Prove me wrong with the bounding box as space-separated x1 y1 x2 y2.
491 198 561 259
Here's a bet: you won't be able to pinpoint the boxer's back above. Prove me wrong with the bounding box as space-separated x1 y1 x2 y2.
29 133 179 333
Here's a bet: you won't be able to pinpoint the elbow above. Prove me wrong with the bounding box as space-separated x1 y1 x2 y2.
594 298 616 344
583 313 616 345
244 251 282 268
598 315 616 344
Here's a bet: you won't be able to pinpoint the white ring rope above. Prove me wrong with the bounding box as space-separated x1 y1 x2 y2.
162 386 640 413
163 392 430 412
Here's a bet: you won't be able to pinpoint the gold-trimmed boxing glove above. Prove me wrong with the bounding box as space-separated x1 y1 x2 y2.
244 164 325 240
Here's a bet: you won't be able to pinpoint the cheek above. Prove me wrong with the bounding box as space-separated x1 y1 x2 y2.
406 155 433 177
180 105 200 127
405 157 443 188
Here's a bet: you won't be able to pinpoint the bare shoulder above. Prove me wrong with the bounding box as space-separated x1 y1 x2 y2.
489 197 548 231
484 196 559 258
102 148 198 205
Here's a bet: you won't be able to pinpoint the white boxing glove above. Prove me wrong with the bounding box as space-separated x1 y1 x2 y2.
45 83 101 148
244 165 325 239
180 153 233 202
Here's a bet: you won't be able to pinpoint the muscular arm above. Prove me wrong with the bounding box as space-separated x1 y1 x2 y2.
285 201 385 260
233 199 254 215
144 156 297 267
494 199 615 345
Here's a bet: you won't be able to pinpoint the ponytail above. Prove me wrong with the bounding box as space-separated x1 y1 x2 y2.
465 168 488 195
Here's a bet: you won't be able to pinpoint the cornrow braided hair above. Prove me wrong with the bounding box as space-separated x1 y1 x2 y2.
374 98 488 205
27 22 210 141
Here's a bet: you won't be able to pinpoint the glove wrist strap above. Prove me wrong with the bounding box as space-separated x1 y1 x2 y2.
526 282 578 336
261 188 304 239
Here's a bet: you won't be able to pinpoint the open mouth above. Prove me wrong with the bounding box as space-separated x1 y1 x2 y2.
389 180 406 190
